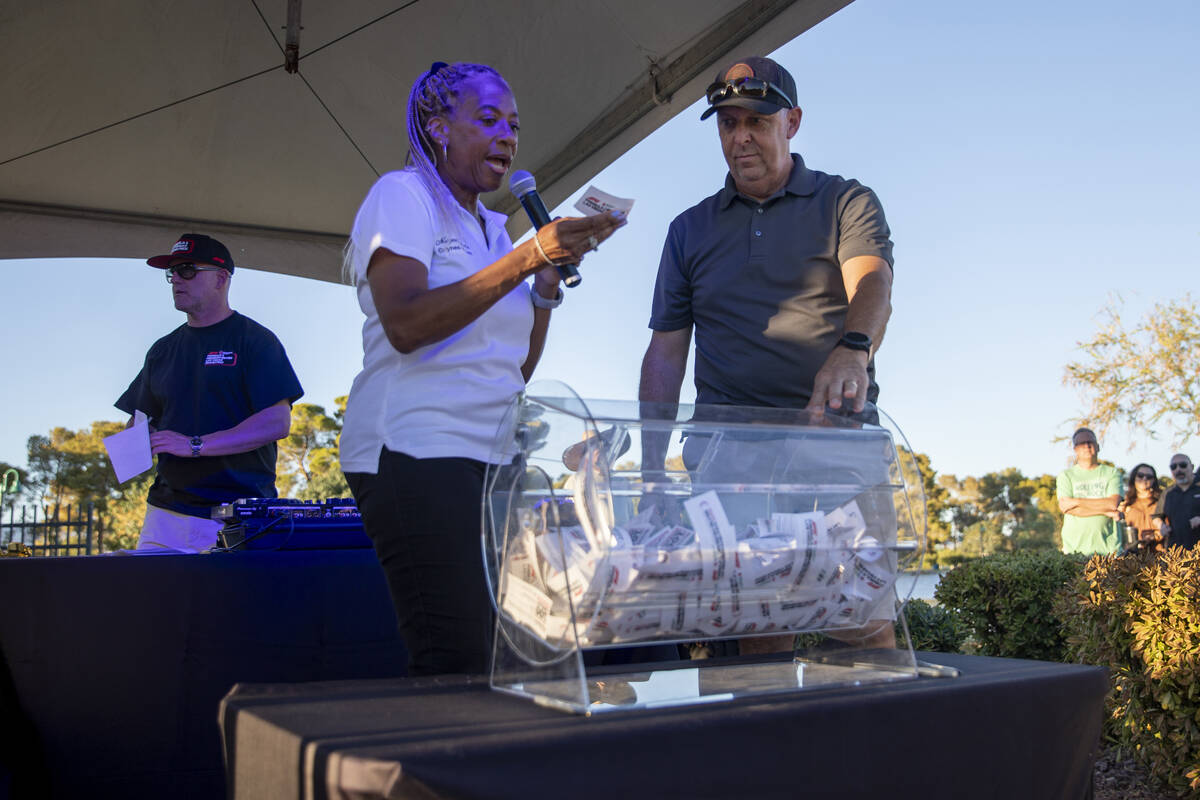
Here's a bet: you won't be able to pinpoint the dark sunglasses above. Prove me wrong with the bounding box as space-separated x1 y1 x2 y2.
1134 472 1155 480
705 77 793 110
1171 462 1190 471
165 262 224 282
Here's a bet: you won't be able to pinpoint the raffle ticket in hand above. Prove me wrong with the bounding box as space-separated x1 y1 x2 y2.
573 186 635 218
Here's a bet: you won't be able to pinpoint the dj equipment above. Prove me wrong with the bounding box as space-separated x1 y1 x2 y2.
213 498 371 551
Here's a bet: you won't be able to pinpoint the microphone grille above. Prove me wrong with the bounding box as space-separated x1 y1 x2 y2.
509 170 537 197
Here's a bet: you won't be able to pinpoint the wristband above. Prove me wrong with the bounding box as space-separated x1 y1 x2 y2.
530 285 563 310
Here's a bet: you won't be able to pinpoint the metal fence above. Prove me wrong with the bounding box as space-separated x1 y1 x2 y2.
1 503 96 556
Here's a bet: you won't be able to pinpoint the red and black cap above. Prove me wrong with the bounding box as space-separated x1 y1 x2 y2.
147 233 235 273
700 56 798 120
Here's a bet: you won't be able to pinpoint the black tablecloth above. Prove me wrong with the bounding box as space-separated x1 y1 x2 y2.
0 550 406 799
221 652 1108 800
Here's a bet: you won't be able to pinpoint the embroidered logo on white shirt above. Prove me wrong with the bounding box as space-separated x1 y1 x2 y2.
435 235 471 257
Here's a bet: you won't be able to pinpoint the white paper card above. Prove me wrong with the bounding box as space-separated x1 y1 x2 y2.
104 410 153 483
573 185 635 217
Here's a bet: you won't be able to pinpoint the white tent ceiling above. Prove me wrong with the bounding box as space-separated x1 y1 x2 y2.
0 0 850 283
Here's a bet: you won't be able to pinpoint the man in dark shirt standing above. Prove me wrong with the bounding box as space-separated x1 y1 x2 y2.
639 56 895 651
116 233 303 551
1156 454 1200 549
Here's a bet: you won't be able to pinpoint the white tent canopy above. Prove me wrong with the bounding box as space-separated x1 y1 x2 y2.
0 0 849 283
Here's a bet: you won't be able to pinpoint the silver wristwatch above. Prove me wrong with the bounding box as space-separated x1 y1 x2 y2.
189 436 204 457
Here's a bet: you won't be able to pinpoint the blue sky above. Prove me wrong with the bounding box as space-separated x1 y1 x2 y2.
2 0 1198 482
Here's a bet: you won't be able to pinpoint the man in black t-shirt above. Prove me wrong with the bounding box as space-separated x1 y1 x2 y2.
116 233 303 551
1155 454 1200 550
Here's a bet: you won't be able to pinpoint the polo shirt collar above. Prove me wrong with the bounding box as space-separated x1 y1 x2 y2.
452 197 508 249
719 154 816 208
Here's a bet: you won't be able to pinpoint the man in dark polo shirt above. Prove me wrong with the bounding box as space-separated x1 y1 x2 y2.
116 233 303 551
1156 454 1200 549
639 56 895 651
640 55 893 420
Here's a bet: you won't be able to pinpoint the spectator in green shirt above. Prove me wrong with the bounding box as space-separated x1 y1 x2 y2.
1056 427 1123 555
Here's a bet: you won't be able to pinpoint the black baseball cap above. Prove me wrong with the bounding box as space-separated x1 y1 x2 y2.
147 233 235 272
700 56 798 120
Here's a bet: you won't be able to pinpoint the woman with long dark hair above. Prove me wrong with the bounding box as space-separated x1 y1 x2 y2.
339 62 627 676
1119 462 1165 552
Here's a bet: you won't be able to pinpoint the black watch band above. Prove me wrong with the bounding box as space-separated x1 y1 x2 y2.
837 331 872 354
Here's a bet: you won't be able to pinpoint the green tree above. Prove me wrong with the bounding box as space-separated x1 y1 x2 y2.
103 472 154 550
896 450 952 563
942 474 983 549
276 397 350 500
1064 294 1200 446
22 421 142 549
26 422 124 510
977 468 1035 532
1016 473 1063 550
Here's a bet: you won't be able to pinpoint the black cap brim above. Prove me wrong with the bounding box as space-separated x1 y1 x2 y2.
700 96 787 120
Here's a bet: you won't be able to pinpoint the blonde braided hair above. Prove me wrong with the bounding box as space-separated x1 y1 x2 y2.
342 61 509 285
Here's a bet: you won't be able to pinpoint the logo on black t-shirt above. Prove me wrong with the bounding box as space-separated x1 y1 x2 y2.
205 351 238 366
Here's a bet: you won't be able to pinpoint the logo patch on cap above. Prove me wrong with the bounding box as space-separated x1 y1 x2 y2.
171 240 194 254
724 63 754 81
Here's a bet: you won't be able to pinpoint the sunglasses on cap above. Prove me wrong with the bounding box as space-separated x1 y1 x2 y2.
1171 461 1190 471
705 77 794 110
165 262 225 282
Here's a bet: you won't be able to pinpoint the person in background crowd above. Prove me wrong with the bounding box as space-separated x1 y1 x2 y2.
338 61 626 677
1056 427 1122 555
1155 454 1200 550
1118 462 1165 552
117 233 303 552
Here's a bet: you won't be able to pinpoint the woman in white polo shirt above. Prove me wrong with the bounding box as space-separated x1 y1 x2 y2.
339 61 626 676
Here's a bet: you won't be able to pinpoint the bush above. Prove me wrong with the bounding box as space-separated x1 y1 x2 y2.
899 598 967 653
935 550 969 568
934 550 1085 661
1056 546 1200 795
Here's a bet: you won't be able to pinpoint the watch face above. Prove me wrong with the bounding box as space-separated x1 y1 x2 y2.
844 332 870 347
841 331 872 352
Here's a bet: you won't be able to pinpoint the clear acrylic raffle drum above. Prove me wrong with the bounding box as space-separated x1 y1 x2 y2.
482 381 927 713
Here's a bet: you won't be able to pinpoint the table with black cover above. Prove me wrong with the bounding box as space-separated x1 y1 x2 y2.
0 550 406 799
220 652 1108 800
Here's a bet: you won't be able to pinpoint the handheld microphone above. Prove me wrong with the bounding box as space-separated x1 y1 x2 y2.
509 170 581 287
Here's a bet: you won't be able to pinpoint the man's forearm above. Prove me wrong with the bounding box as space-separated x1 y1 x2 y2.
638 330 690 472
841 257 892 353
199 401 292 456
1061 496 1120 516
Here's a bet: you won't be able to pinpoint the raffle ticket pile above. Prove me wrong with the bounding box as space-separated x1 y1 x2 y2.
499 487 896 648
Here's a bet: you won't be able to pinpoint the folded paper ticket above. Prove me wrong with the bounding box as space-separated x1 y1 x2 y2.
574 185 635 218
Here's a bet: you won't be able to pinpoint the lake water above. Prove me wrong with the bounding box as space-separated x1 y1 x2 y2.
900 571 943 602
